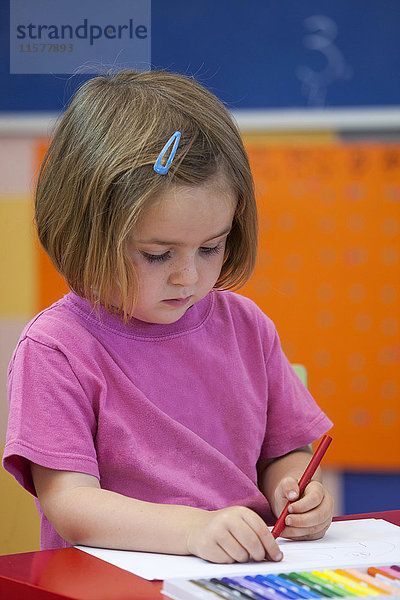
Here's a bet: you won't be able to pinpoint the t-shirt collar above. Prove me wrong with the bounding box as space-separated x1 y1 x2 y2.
64 291 214 339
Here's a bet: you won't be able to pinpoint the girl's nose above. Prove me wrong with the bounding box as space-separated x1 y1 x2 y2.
168 258 199 287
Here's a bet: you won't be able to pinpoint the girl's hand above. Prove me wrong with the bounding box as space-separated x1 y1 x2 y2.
186 506 283 564
272 477 334 540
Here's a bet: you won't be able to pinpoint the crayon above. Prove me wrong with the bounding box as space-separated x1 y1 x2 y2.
283 572 334 597
378 567 400 580
312 571 358 596
193 578 239 600
278 574 322 598
390 566 400 573
368 567 400 587
367 568 394 580
219 578 267 600
318 570 371 596
334 570 380 596
373 574 400 590
272 435 332 539
251 574 301 599
265 574 315 599
212 578 264 600
232 576 289 600
299 572 349 597
379 576 400 590
342 568 398 595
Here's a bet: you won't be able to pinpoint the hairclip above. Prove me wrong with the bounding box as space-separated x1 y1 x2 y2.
153 131 181 175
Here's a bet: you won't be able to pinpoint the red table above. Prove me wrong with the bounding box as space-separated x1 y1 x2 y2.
0 511 399 600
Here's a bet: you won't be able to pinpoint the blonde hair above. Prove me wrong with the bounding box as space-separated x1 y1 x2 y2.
35 69 258 320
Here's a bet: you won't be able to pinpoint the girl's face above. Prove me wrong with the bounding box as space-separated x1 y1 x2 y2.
127 176 237 324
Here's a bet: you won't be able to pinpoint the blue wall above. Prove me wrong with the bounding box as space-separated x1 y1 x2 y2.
1 0 400 111
344 473 400 515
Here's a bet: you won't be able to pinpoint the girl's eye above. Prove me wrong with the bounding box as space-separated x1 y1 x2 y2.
200 243 223 257
142 251 171 263
141 242 223 264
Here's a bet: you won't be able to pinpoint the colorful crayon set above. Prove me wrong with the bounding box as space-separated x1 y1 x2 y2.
163 565 400 600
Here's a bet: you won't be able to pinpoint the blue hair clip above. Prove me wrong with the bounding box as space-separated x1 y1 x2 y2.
153 131 181 175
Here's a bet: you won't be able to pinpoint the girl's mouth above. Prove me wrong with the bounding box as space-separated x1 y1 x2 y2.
162 296 192 307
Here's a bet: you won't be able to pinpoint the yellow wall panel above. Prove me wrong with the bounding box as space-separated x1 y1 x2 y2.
0 449 40 555
0 196 36 317
0 319 28 443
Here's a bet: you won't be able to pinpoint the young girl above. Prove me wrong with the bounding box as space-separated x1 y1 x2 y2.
3 70 333 564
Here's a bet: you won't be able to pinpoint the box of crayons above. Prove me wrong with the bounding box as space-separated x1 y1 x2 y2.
162 565 400 600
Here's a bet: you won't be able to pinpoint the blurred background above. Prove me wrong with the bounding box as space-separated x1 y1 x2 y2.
1 0 399 555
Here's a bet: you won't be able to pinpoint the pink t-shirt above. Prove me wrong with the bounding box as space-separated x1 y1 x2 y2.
3 290 332 549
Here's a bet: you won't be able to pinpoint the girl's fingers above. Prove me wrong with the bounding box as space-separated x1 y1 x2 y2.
271 478 334 543
280 516 332 540
288 481 325 513
218 508 283 563
276 476 300 508
216 529 251 563
208 543 237 564
228 520 268 562
282 488 334 540
187 506 284 564
241 510 283 562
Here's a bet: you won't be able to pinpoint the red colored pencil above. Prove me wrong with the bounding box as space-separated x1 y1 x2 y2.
271 434 333 539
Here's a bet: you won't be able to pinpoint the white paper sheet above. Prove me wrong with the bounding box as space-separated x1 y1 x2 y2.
76 519 400 581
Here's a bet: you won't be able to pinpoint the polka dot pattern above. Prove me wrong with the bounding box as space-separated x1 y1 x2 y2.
241 142 400 468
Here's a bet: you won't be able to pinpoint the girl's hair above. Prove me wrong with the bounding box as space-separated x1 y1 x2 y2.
35 69 258 320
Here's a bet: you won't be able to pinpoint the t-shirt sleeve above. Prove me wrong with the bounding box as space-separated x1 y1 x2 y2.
259 318 333 459
3 336 100 496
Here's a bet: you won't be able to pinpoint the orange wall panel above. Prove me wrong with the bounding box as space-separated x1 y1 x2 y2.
34 140 69 311
242 142 400 469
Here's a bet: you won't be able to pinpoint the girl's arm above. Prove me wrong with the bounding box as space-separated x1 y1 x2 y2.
31 463 283 563
257 446 334 540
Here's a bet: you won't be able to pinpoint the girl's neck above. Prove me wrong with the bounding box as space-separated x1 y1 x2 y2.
66 290 215 339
